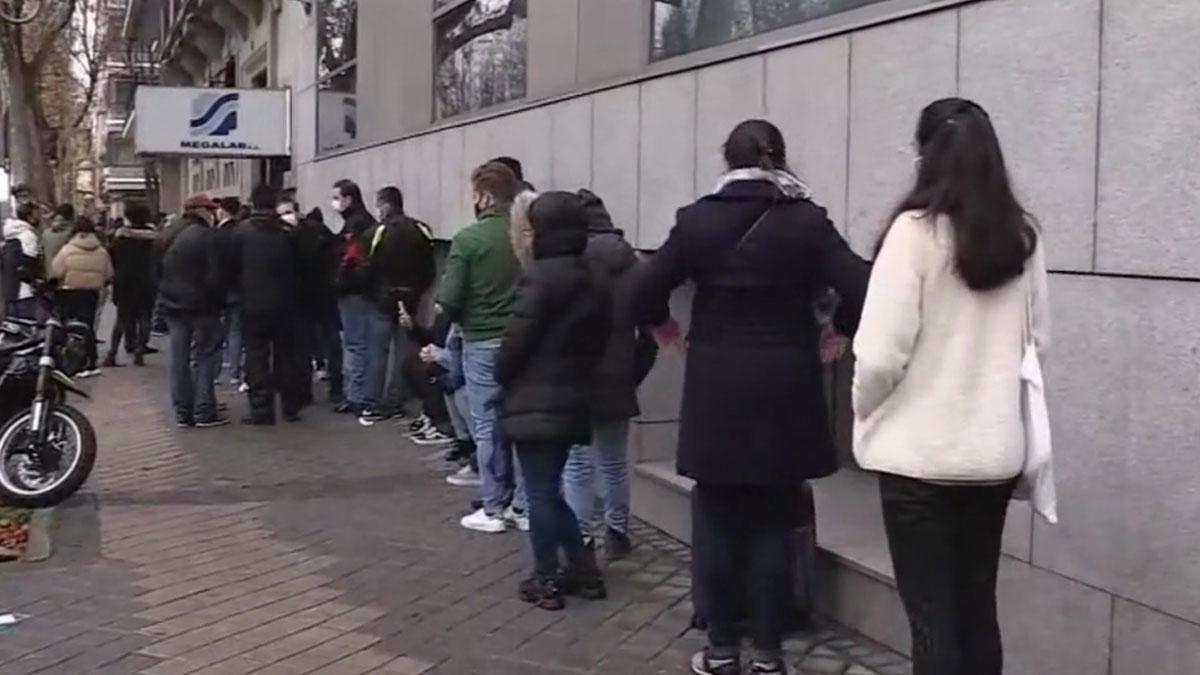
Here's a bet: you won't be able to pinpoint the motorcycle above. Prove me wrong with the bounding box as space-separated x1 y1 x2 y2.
0 296 98 507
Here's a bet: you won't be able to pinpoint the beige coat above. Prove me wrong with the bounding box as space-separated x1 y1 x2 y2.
51 233 114 291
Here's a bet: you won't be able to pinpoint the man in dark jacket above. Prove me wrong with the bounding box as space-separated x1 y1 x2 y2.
158 194 227 428
496 191 612 611
104 203 158 366
371 186 437 422
223 184 303 424
330 179 378 416
561 189 659 561
292 206 344 403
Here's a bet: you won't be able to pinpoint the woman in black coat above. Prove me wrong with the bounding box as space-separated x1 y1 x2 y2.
496 191 612 612
634 120 869 675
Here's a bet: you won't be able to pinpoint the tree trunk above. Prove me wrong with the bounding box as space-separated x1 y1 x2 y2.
4 58 57 203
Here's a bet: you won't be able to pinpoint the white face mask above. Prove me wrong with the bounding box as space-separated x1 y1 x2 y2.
280 213 298 226
331 198 346 213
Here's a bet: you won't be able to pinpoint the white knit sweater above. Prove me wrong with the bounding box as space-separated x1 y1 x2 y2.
852 211 1050 482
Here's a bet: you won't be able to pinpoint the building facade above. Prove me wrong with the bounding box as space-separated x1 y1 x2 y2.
141 1 1200 673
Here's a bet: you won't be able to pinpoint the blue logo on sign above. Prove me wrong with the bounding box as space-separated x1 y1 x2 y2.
189 92 239 137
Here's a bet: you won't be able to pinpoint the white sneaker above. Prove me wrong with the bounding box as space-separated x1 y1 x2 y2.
446 466 482 487
238 382 249 393
504 505 530 532
460 508 506 533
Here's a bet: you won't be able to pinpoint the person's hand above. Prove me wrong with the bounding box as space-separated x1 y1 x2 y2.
818 325 848 365
651 318 685 352
419 345 438 364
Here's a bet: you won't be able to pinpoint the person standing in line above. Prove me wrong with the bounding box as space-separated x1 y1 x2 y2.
438 162 527 534
330 179 378 416
41 204 76 270
497 191 611 610
105 204 159 367
3 202 43 320
213 197 245 389
277 198 315 405
357 186 437 426
560 189 659 562
635 120 870 675
852 98 1049 675
50 219 114 377
221 185 304 425
157 195 228 429
294 206 344 404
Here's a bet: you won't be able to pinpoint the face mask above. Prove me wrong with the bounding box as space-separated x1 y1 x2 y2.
331 198 346 213
281 213 298 226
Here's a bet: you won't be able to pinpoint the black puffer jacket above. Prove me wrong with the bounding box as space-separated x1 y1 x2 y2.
364 213 436 315
157 213 223 316
497 192 612 445
222 212 300 318
578 190 659 421
109 225 158 309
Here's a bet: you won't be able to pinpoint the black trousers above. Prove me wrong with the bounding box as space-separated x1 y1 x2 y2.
879 474 1016 675
691 483 795 656
58 290 99 369
108 301 151 359
242 313 302 420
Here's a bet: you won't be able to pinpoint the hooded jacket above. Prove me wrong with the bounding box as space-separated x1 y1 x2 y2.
496 192 612 445
222 212 300 318
41 215 74 268
3 218 41 302
51 233 113 291
157 212 223 315
577 190 660 421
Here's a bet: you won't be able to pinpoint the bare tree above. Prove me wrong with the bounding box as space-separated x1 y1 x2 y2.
1 0 111 204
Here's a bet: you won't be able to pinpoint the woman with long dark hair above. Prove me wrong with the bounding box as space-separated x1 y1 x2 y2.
636 120 869 675
852 98 1050 675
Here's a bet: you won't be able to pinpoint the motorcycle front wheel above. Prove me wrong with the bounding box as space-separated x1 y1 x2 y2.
0 405 97 508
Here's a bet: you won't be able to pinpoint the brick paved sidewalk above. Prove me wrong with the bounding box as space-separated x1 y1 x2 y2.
0 362 909 675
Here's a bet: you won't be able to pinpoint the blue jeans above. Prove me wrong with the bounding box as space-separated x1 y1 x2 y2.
362 310 394 411
166 313 223 421
338 295 373 407
563 420 632 537
462 338 526 515
222 307 243 382
517 442 588 578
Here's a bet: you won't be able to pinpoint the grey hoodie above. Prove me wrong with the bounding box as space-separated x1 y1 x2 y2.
41 215 74 268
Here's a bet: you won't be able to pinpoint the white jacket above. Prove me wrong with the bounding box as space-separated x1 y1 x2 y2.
3 217 41 301
852 211 1050 482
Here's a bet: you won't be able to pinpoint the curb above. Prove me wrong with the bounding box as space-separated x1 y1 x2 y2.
21 508 56 563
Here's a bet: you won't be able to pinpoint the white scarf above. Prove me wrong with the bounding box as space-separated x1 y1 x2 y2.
712 168 813 200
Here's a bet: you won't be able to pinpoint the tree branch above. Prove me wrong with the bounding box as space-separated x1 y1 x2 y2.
30 0 79 70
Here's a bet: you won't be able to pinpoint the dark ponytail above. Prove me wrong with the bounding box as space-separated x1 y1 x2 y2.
723 119 791 173
881 98 1037 291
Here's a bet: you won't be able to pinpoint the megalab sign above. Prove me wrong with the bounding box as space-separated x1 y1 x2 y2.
134 86 291 157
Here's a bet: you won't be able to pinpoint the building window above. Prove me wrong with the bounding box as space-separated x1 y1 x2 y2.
205 167 217 191
651 0 888 61
434 0 528 120
222 161 236 186
317 0 359 152
192 173 202 194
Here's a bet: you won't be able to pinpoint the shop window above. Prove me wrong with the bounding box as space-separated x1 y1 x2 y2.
222 161 236 187
317 0 359 152
652 0 888 62
434 0 528 120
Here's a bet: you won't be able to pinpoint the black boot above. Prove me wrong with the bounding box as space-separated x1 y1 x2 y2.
560 543 607 600
518 576 565 611
606 527 633 562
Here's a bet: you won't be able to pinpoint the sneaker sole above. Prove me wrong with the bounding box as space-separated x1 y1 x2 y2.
460 521 506 534
446 478 483 487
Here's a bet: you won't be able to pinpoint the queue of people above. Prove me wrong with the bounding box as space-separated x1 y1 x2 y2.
1 96 1050 675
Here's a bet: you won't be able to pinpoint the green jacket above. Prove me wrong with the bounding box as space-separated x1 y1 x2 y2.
437 208 521 341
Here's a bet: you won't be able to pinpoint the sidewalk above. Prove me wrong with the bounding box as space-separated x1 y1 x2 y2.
0 362 910 674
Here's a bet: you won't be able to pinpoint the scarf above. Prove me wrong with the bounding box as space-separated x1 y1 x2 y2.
712 167 813 200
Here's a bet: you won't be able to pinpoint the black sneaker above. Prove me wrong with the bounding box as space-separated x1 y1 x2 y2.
606 527 633 561
517 576 565 611
749 659 787 674
195 416 231 428
691 650 741 675
559 567 607 601
176 416 195 428
407 415 432 434
358 409 388 427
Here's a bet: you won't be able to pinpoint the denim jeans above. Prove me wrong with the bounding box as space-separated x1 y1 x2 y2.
338 295 372 406
879 474 1015 675
516 443 588 578
165 313 223 421
386 327 415 412
462 338 525 514
446 388 473 441
563 420 631 537
692 483 795 657
222 307 243 382
362 309 394 411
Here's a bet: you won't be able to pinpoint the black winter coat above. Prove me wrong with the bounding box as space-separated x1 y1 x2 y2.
109 225 157 310
293 217 338 317
334 205 377 297
157 214 223 316
497 222 612 445
578 192 658 421
634 180 869 487
364 214 436 315
222 212 301 318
